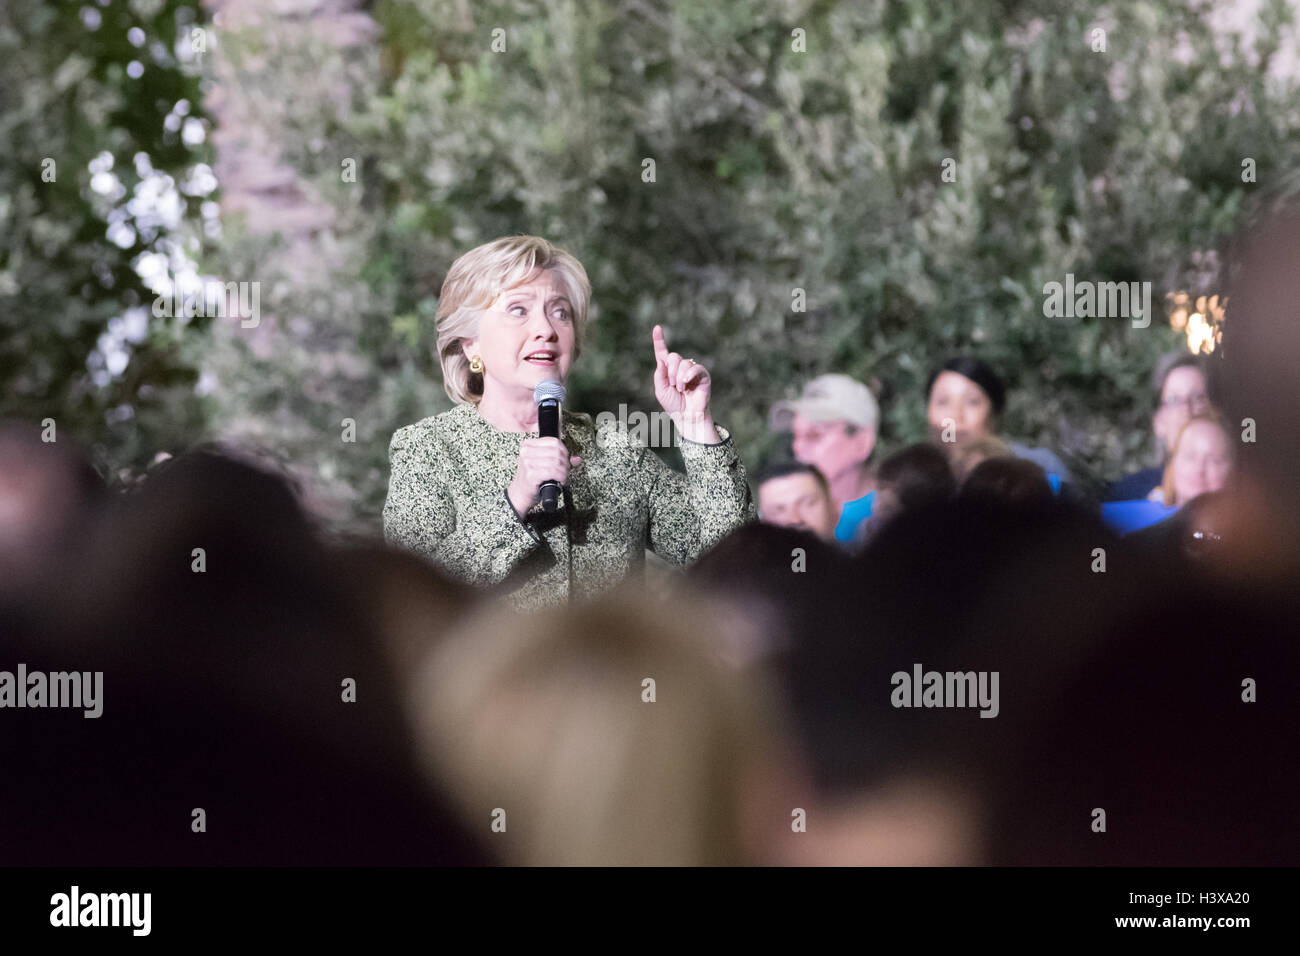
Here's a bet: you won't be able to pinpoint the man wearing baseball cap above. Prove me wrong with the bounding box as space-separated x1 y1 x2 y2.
770 374 880 544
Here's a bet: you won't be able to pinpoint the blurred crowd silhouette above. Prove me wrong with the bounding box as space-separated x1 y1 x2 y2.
4 212 1300 867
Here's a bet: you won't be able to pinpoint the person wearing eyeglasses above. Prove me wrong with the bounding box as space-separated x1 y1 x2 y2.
1106 352 1212 502
1103 410 1236 535
1120 412 1237 552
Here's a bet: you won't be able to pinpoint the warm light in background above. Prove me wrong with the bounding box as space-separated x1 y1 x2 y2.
1166 292 1225 354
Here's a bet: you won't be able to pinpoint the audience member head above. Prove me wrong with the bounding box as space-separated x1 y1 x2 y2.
960 455 1054 508
926 356 1006 449
987 574 1299 864
690 521 855 669
410 586 770 865
3 446 486 865
1209 204 1300 589
773 496 1123 865
1150 352 1211 458
333 542 475 680
0 421 104 613
770 374 879 500
949 435 1014 484
1161 412 1234 507
755 461 837 539
872 443 956 523
1126 488 1236 571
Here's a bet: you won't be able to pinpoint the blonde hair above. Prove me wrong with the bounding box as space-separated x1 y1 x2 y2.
1161 411 1234 507
408 586 767 865
435 236 592 404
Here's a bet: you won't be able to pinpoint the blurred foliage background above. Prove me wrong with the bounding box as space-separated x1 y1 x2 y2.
4 0 1300 534
1 0 211 478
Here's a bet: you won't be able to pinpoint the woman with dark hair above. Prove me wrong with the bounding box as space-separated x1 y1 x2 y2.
924 356 1070 491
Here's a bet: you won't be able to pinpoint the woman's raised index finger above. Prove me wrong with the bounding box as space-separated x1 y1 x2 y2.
652 324 669 363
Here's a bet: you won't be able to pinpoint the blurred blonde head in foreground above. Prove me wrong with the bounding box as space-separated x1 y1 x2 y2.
408 585 775 865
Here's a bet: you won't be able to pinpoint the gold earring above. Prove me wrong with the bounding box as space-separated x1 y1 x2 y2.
469 355 484 374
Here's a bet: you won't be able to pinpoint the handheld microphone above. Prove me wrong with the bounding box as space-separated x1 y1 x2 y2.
533 379 567 513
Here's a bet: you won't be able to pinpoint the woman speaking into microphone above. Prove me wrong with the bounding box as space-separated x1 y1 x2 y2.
382 235 754 610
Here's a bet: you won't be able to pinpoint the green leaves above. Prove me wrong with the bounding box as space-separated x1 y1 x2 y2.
21 0 1297 527
1 1 210 482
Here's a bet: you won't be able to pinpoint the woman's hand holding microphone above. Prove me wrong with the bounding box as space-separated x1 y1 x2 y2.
507 438 581 519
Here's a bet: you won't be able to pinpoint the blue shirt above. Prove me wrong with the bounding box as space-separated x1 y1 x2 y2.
833 465 1064 544
1105 467 1163 502
834 491 876 543
1102 499 1178 535
1008 441 1071 485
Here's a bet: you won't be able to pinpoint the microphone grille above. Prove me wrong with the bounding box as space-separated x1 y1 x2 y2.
533 379 566 404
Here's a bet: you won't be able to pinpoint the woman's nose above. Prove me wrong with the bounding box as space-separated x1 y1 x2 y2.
528 309 558 339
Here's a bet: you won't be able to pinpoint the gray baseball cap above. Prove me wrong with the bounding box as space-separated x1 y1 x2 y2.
770 374 879 432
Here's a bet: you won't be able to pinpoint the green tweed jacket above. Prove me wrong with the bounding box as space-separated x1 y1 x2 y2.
382 402 755 611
